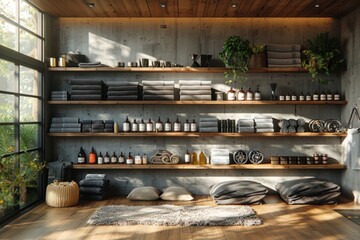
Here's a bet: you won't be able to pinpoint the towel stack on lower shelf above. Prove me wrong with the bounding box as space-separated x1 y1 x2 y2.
49 117 81 133
266 44 301 68
142 80 175 100
104 120 114 132
70 80 103 100
179 80 212 100
106 81 139 100
79 174 111 201
254 118 274 133
91 120 104 133
211 149 230 165
51 91 68 101
199 117 219 132
237 119 255 133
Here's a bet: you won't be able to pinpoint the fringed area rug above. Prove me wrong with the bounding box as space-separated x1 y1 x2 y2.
87 205 262 226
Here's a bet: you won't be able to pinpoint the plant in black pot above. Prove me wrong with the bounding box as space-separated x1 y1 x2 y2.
302 32 346 85
219 35 251 87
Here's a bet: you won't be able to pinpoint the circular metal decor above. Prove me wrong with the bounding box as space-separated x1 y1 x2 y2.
233 150 248 164
248 149 264 164
324 119 342 132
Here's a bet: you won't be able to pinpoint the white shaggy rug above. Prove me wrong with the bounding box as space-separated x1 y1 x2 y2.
87 205 262 226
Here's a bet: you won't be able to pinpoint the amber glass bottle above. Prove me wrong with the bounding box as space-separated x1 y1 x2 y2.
89 147 96 164
191 150 198 165
199 150 206 165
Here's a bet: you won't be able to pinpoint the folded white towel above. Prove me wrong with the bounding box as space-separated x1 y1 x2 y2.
179 80 212 86
211 149 229 156
211 156 230 165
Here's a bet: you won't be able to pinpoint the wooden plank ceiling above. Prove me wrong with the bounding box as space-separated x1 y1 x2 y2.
29 0 360 18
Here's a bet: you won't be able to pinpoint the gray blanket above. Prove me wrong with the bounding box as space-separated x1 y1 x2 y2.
275 178 341 205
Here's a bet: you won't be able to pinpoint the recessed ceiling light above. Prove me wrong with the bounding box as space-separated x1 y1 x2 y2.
88 3 95 8
231 4 237 8
160 4 166 8
315 4 320 8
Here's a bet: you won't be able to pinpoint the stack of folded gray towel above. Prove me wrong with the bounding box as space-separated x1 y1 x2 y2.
142 80 174 100
104 120 114 132
81 120 92 132
51 91 68 101
49 117 81 133
254 118 274 133
79 174 111 201
92 120 104 133
199 117 219 132
78 62 103 68
211 149 230 165
70 80 103 100
179 80 212 100
237 119 255 133
266 44 301 68
106 81 139 100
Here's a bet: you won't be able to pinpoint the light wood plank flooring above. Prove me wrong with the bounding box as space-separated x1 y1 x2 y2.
0 196 359 240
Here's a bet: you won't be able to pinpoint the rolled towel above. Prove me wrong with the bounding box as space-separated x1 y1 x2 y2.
51 117 79 123
266 44 301 52
180 95 212 100
85 174 107 180
79 179 110 187
71 85 102 90
180 90 212 95
266 51 301 59
142 80 174 86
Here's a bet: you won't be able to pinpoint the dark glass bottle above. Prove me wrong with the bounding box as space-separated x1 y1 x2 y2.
126 152 134 164
184 119 190 132
164 118 172 132
118 151 125 164
123 116 131 132
97 152 104 164
174 117 181 132
131 119 138 132
77 147 86 164
155 117 163 132
104 151 110 164
111 151 117 163
139 119 146 132
246 87 253 101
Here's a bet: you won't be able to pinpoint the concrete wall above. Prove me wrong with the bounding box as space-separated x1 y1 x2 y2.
341 8 360 203
47 18 345 195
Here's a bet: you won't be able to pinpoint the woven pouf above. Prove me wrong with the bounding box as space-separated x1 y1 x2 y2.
46 180 79 207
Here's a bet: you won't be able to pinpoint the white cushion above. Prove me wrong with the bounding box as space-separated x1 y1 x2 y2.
160 186 194 201
127 186 160 201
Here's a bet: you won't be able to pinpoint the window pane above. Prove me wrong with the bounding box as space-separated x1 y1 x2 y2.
20 96 40 122
0 0 17 22
0 125 15 155
20 66 40 96
0 94 15 122
0 59 16 92
20 124 39 150
20 0 41 35
0 18 16 51
20 29 41 60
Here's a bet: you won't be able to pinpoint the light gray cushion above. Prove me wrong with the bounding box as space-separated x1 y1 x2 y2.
160 186 194 201
127 186 160 201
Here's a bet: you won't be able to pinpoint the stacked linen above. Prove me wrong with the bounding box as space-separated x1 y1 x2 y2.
79 174 112 201
81 120 92 132
104 120 114 132
51 91 68 101
199 117 219 132
254 118 274 133
209 180 269 205
106 81 139 100
142 80 174 100
237 119 254 133
211 149 230 165
92 120 104 133
70 80 103 100
266 44 301 68
179 80 212 100
49 117 81 133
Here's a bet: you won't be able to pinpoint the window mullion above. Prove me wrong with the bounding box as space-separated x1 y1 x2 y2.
14 64 20 152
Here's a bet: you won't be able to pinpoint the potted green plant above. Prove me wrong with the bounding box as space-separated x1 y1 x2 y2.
249 44 266 68
302 32 346 85
219 35 251 87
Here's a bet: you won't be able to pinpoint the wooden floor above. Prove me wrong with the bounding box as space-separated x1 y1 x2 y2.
0 196 359 240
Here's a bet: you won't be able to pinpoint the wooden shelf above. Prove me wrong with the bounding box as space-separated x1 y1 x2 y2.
47 100 348 105
71 163 346 170
48 132 347 137
48 66 307 73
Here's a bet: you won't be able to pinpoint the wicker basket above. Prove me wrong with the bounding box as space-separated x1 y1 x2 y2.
46 180 79 207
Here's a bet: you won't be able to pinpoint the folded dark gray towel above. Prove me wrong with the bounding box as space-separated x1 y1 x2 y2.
71 94 102 100
179 80 212 86
71 90 102 95
107 86 138 91
107 95 139 100
79 179 110 187
199 117 218 122
51 97 68 101
91 129 104 133
82 120 93 124
92 120 104 124
49 128 81 133
180 90 212 95
51 91 68 95
143 85 174 90
104 120 114 124
51 117 79 123
71 85 102 90
143 90 174 95
199 122 218 128
70 80 102 85
268 64 302 68
81 128 92 132
180 85 211 90
104 128 114 132
81 191 111 201
104 124 113 128
107 90 138 96
142 80 174 86
266 44 301 52
180 95 212 100
85 174 107 180
78 62 103 68
267 58 301 65
51 123 82 128
92 123 104 128
106 81 138 86
143 95 174 100
267 51 301 59
80 186 111 194
199 127 218 132
82 124 92 129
